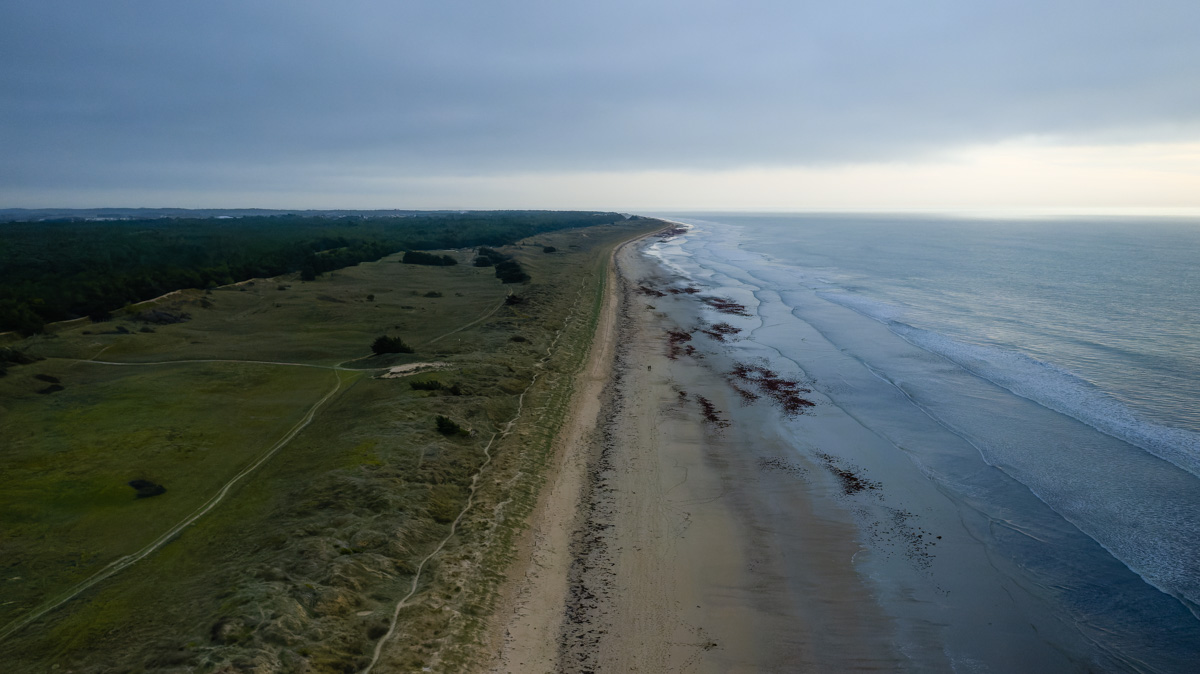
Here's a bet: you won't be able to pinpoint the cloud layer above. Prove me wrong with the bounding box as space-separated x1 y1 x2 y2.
3 1 1199 205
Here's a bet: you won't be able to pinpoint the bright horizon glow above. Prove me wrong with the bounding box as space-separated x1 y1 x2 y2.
7 138 1197 216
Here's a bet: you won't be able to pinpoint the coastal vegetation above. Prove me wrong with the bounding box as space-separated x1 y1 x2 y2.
0 214 661 672
0 211 630 334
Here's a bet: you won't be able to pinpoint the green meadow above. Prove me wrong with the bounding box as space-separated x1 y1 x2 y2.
0 219 660 672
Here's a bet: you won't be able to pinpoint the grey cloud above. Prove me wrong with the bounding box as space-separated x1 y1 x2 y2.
2 0 1199 197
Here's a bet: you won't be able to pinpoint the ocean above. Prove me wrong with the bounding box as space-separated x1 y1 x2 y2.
646 213 1200 672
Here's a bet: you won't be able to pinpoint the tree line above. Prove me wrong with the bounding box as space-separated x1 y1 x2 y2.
0 211 627 333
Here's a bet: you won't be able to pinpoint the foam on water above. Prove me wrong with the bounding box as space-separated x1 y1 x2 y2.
815 291 1200 479
651 213 1200 670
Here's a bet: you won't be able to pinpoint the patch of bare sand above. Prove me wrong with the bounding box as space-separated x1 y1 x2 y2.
379 362 452 378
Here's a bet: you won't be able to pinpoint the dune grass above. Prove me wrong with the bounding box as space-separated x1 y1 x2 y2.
0 220 661 672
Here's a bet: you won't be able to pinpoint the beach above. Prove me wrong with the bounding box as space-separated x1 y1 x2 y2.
480 223 1200 672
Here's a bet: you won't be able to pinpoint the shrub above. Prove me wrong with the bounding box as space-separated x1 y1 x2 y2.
435 415 467 436
476 246 510 265
402 251 457 266
495 260 529 284
410 379 443 391
423 291 443 298
543 246 557 253
371 335 413 355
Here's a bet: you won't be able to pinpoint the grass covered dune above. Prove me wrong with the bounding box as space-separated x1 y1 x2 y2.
0 217 664 672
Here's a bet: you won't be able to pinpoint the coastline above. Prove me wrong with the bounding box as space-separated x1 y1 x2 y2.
483 229 1107 672
485 233 899 671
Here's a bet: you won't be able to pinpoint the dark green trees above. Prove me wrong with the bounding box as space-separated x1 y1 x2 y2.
402 251 457 266
371 335 413 355
435 415 467 436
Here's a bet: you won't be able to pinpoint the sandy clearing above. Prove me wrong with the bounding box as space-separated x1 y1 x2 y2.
379 361 453 378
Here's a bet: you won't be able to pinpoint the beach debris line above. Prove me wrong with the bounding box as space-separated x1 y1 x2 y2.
695 395 731 428
728 362 815 415
700 321 741 342
666 329 697 360
757 457 808 478
814 452 880 495
701 296 752 317
729 383 759 404
637 284 667 298
666 286 701 295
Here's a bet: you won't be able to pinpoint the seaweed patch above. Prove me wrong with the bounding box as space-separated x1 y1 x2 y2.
695 395 731 428
729 362 815 415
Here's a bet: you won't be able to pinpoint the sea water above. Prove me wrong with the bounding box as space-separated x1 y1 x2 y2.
646 213 1200 672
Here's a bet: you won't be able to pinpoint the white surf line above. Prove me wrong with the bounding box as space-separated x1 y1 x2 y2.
362 275 596 674
0 371 349 643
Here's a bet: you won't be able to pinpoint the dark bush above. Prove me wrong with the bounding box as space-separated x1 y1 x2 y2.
435 415 467 436
504 294 524 305
410 379 442 391
495 260 529 284
128 479 166 498
543 246 557 253
402 251 457 266
371 335 413 355
476 246 509 265
423 291 443 298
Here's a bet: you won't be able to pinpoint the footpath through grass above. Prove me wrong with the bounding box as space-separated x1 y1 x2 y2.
0 219 662 673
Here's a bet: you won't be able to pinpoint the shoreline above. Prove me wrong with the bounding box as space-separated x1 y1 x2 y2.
483 229 1107 672
484 233 900 671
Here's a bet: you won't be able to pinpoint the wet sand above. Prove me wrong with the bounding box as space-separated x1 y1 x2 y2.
484 233 1092 672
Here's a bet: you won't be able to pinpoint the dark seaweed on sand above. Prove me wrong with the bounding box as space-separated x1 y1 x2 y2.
701 296 752 317
729 362 815 415
695 395 731 428
665 329 693 360
700 321 741 342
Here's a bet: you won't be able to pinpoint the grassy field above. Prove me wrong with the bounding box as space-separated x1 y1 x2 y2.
0 219 662 672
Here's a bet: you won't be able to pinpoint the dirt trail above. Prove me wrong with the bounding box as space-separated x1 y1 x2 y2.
363 253 616 673
0 370 350 643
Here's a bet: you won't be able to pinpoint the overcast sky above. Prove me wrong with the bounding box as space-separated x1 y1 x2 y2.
2 1 1199 211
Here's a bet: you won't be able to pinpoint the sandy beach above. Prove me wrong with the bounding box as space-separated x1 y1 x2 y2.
482 229 1111 673
485 234 901 672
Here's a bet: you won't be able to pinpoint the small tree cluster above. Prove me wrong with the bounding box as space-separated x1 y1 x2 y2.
473 246 510 267
402 250 458 266
495 260 529 284
435 415 468 436
371 335 414 355
542 246 557 253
